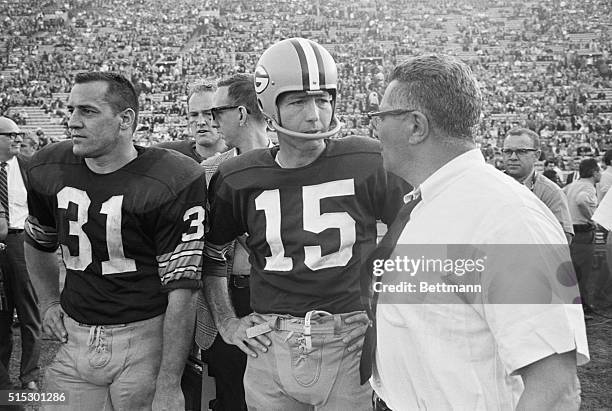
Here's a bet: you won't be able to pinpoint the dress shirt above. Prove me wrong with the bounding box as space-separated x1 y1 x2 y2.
597 167 612 202
523 171 574 236
5 156 28 229
372 149 589 411
564 179 598 225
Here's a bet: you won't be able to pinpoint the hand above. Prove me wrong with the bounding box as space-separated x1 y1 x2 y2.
42 303 68 343
219 314 272 358
152 382 184 411
342 312 370 353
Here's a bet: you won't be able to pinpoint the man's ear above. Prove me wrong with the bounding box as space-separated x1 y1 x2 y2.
119 108 136 130
406 111 429 144
238 106 248 127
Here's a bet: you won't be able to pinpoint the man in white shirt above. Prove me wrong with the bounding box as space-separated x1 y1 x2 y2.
0 116 41 391
597 150 612 202
369 54 589 410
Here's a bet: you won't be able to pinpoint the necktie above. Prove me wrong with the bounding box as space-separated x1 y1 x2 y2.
359 193 422 384
0 162 8 223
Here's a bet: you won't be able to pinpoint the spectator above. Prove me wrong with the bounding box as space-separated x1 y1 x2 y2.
503 127 574 243
0 116 41 392
564 158 601 314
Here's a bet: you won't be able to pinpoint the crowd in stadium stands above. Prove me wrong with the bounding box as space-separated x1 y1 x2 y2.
1 0 611 181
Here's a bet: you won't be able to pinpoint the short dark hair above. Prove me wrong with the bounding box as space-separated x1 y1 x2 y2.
506 127 540 149
217 74 265 123
75 72 139 132
542 169 559 184
604 149 612 166
388 54 482 140
578 158 600 178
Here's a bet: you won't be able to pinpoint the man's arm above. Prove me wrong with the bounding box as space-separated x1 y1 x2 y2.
576 192 598 221
152 288 197 411
24 242 67 342
0 207 7 241
204 271 270 358
516 351 580 411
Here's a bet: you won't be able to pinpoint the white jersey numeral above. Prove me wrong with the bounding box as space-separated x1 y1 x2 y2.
182 206 206 241
57 187 92 271
255 189 293 271
303 179 356 270
100 195 137 274
57 188 136 275
255 179 356 272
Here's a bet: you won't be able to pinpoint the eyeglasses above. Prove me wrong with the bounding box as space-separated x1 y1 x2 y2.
501 148 538 156
210 105 250 120
0 132 25 140
367 108 417 128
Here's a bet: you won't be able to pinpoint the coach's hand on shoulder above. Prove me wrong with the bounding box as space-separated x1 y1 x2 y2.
219 315 271 358
152 383 184 411
342 312 370 353
42 302 68 343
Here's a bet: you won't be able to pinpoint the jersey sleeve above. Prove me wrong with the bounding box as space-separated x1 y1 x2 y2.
24 166 59 252
154 172 208 291
203 169 245 278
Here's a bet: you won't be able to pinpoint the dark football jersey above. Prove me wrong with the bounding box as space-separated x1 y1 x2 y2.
25 141 207 325
156 140 202 163
205 136 409 316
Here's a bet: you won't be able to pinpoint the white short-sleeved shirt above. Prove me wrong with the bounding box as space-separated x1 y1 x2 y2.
372 149 589 411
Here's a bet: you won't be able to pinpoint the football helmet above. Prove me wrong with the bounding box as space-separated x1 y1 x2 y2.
254 38 342 139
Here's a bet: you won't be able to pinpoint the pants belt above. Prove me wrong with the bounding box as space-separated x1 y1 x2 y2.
229 274 250 289
573 224 594 232
274 314 337 334
247 310 341 349
8 229 23 234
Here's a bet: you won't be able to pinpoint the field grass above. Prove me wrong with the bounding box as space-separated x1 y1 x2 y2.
6 307 612 410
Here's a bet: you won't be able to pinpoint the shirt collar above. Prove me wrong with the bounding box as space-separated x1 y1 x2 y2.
522 169 537 191
5 156 18 167
417 149 486 204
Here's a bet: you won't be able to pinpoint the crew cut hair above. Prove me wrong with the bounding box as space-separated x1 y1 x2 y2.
75 72 139 132
217 74 265 123
187 81 216 108
388 54 482 140
506 127 540 149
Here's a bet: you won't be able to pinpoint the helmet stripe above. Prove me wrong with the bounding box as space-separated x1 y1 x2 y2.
289 39 310 90
291 38 321 91
308 40 326 90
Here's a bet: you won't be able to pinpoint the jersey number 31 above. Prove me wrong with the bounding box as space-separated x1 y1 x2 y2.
57 187 204 275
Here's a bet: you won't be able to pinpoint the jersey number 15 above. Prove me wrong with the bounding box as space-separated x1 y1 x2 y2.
255 179 356 271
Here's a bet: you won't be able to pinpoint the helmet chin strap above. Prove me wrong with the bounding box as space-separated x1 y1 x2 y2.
267 116 343 140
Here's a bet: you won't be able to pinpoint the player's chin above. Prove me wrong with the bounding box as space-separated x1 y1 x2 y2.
71 141 92 157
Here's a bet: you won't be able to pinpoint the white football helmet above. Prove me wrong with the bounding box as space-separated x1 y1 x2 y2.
254 38 342 139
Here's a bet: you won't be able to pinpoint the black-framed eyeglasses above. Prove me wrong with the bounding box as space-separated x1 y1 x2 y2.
0 132 25 140
501 148 538 156
367 108 417 128
210 105 250 120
